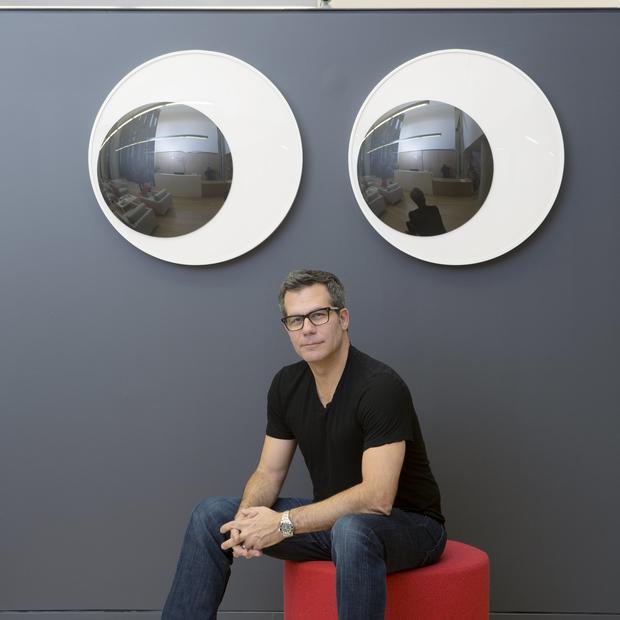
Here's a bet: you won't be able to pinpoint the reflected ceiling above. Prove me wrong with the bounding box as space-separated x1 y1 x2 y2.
97 102 232 238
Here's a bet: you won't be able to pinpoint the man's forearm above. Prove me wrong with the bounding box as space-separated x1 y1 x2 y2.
289 482 387 534
238 469 282 513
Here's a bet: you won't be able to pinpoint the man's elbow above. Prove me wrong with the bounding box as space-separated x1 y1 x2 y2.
374 502 394 516
369 493 395 516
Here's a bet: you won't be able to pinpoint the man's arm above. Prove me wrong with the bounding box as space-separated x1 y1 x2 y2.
289 441 406 533
238 435 297 510
220 441 406 551
228 435 296 558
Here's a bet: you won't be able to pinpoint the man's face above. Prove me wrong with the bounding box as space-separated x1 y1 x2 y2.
282 283 350 364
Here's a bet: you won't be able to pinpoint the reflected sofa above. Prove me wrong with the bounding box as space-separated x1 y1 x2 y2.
364 186 387 217
379 182 403 205
112 195 157 235
141 189 172 215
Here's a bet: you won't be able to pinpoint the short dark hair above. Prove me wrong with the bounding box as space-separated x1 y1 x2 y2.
278 270 346 316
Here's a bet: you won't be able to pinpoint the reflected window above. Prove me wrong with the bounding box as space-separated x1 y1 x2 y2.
97 103 232 238
357 100 493 236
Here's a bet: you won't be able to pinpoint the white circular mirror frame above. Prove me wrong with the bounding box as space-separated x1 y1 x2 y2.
89 50 303 265
348 49 565 265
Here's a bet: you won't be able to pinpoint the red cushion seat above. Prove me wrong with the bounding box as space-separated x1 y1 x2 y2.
284 540 489 619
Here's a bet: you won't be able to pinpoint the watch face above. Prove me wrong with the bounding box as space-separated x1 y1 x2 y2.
280 521 294 537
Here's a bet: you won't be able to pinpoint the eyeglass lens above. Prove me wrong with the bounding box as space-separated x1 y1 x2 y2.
285 308 331 330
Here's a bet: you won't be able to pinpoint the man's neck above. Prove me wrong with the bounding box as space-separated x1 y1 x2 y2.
307 338 350 406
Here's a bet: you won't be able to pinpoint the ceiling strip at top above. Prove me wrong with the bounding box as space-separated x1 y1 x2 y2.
1 0 617 8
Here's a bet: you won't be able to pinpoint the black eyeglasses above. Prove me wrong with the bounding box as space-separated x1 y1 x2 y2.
281 307 342 331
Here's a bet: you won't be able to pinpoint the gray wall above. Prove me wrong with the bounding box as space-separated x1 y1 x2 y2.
0 9 618 619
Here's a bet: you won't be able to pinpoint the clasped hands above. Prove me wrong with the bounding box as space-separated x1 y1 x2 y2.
220 506 283 559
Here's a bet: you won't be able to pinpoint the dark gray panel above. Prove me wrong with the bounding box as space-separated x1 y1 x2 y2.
0 8 618 616
0 616 162 620
0 614 282 620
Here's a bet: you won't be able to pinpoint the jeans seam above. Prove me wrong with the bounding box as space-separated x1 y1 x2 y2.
423 526 447 564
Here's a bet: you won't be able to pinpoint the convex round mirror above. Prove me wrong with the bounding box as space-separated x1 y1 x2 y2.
357 100 493 237
98 102 232 238
348 50 564 265
89 50 302 265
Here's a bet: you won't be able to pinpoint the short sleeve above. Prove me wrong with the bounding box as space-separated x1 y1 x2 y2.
358 373 415 450
266 369 295 440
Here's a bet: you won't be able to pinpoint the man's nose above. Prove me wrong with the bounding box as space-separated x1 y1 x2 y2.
301 316 317 332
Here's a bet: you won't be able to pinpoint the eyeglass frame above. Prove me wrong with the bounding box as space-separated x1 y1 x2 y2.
280 306 343 331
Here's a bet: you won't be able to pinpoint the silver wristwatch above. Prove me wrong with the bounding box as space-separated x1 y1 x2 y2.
278 510 295 538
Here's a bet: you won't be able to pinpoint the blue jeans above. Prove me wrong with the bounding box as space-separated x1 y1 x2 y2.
161 496 446 620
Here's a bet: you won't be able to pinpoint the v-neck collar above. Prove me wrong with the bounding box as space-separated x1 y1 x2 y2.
309 345 355 412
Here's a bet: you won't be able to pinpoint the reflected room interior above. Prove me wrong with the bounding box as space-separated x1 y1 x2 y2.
97 102 232 238
357 100 493 236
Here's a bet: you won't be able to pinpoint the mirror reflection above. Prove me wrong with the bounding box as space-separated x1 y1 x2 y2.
97 103 232 237
357 100 493 236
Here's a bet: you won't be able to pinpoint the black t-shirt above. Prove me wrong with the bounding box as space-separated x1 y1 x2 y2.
266 345 444 524
407 205 446 237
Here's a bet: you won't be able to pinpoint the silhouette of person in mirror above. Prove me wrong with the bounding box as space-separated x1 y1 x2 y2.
406 187 446 237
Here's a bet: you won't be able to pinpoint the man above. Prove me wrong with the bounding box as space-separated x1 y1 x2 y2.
162 270 445 620
406 187 446 237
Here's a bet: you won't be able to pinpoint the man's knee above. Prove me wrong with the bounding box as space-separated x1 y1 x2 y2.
189 496 238 533
331 514 383 559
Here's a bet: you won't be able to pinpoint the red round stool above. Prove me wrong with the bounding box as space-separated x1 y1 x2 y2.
284 540 489 619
